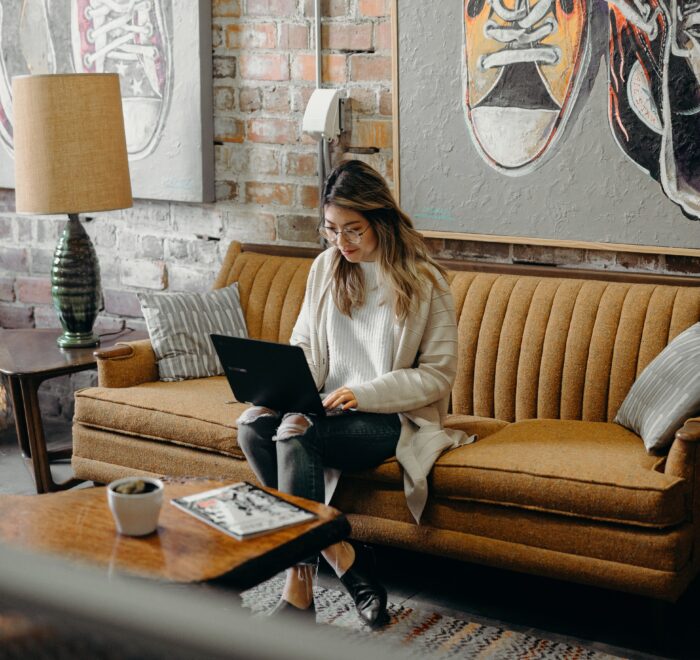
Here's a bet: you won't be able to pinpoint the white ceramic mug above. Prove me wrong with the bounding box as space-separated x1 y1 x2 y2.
107 477 164 536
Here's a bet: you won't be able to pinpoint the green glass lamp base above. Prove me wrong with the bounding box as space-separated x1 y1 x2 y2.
56 331 100 349
51 214 103 350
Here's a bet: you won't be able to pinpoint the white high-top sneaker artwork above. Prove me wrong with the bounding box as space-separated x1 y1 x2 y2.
0 0 172 162
71 0 173 159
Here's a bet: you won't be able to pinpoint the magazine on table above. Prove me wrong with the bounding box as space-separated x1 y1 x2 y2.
170 481 317 540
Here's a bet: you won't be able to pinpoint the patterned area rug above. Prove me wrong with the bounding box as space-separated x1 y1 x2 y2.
241 576 624 660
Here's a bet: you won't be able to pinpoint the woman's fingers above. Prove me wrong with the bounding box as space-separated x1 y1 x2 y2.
323 387 358 410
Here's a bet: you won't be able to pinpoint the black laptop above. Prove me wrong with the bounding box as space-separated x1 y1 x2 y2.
210 334 327 416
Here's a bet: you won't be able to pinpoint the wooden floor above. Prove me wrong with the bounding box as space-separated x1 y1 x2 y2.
1 419 698 659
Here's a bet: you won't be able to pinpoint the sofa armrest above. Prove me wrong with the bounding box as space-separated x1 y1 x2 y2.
95 339 159 388
665 418 700 480
675 418 700 443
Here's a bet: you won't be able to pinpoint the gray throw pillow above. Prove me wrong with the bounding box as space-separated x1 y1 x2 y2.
138 284 248 381
615 322 700 452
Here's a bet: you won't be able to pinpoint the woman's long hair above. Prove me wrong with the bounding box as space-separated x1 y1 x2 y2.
322 160 447 320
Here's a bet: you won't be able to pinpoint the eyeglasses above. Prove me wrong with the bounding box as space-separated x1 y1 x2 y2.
318 225 369 245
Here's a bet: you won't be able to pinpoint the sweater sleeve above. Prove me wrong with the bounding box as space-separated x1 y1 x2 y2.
351 282 458 414
289 253 325 386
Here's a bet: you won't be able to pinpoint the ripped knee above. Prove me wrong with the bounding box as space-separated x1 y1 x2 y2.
236 405 278 426
274 413 313 441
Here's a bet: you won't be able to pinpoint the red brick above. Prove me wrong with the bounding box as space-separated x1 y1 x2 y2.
213 0 242 17
247 118 297 144
616 252 663 271
103 289 143 318
240 87 262 112
352 119 392 149
287 151 318 176
292 53 346 83
213 84 236 112
0 277 14 302
385 156 395 184
277 214 320 243
441 239 511 262
665 255 700 275
349 88 377 114
33 305 60 329
121 260 167 290
245 182 294 206
359 0 388 17
249 147 281 175
221 210 277 242
214 117 246 143
379 89 392 115
216 181 240 201
375 19 391 50
350 54 391 81
0 247 28 273
15 277 52 304
0 217 11 240
291 86 315 113
247 0 297 16
262 86 290 113
0 303 33 328
225 23 276 49
212 24 224 49
322 23 373 51
213 56 237 78
512 245 585 266
240 53 289 81
585 249 618 269
300 185 320 209
303 0 347 17
279 24 309 49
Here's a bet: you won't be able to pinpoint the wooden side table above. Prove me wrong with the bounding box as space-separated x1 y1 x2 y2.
0 328 147 494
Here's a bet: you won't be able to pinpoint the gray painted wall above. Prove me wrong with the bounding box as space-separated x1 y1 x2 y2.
397 2 700 250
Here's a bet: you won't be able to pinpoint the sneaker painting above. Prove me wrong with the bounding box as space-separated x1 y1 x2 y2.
464 0 591 175
659 0 700 218
607 0 667 181
608 0 700 218
72 0 173 160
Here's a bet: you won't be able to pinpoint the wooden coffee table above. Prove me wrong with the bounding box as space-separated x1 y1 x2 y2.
0 480 350 590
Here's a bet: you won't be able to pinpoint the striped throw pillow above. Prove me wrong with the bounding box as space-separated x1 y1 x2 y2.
615 322 700 452
138 284 248 381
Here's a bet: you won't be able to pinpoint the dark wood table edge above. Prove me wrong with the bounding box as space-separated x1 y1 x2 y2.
213 514 351 591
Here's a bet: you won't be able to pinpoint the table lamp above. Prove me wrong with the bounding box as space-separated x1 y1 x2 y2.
13 73 132 348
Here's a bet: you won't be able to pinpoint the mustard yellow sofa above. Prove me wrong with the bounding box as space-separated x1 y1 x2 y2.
72 241 700 602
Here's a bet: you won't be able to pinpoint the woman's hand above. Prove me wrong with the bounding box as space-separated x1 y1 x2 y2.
323 386 358 411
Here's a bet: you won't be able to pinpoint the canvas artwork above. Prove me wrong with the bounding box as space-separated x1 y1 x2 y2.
461 0 700 220
396 1 700 250
0 0 213 203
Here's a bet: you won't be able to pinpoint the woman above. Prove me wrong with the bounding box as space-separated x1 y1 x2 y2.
237 160 468 626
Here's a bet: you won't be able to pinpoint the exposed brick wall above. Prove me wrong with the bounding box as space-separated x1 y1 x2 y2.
0 0 698 424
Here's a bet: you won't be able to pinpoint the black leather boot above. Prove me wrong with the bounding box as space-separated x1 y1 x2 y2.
339 544 388 627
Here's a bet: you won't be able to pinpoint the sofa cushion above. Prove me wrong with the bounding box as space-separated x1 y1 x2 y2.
74 377 246 458
431 419 687 528
615 322 700 452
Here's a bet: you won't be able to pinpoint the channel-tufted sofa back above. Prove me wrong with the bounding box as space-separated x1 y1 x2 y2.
449 273 700 422
215 242 700 424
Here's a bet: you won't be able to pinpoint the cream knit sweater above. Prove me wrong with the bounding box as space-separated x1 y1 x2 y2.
290 248 471 523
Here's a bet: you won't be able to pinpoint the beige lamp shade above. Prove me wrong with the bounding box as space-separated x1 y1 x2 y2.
13 73 132 215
